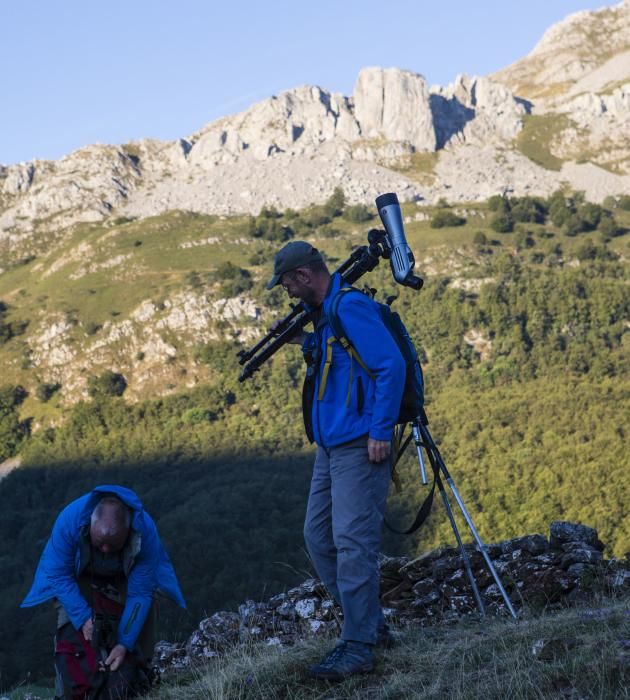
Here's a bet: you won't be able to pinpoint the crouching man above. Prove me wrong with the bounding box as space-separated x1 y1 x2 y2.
22 485 186 699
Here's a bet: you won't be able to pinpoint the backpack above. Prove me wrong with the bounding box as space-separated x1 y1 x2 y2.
324 286 424 424
54 590 152 700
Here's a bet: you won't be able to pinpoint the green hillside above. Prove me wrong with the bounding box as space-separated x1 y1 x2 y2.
0 190 628 690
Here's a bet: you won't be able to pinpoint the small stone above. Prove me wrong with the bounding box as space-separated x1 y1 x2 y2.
294 597 319 619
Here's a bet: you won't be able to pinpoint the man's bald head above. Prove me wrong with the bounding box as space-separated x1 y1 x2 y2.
90 496 131 554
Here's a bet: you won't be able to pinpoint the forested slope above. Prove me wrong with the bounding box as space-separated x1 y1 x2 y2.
0 191 628 689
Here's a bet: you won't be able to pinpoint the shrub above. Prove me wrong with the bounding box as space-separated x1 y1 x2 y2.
219 276 253 297
85 322 101 336
598 214 623 238
185 271 203 288
490 213 514 233
216 262 243 280
618 195 630 211
576 203 603 231
36 382 61 402
575 241 597 261
249 217 294 241
248 250 266 265
182 407 217 424
430 210 466 228
514 230 534 250
473 232 488 246
487 195 507 212
510 197 547 224
88 371 127 398
575 242 618 262
302 207 332 228
214 263 253 296
258 206 281 219
343 204 373 223
323 187 346 218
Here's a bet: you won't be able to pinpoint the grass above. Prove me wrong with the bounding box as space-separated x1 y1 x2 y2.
514 114 571 171
388 152 439 186
150 598 630 699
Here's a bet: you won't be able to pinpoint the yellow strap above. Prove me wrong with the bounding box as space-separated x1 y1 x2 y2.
318 335 375 404
348 347 373 379
318 336 337 401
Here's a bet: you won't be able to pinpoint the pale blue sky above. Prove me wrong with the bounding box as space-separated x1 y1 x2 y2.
0 0 616 165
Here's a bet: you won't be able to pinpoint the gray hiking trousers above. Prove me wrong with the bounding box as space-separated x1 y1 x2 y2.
303 435 391 644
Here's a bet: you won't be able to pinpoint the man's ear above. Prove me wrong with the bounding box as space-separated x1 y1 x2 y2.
295 268 310 283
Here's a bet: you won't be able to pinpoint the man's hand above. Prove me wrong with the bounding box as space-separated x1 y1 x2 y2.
81 618 94 642
105 644 127 672
270 319 305 345
368 438 391 463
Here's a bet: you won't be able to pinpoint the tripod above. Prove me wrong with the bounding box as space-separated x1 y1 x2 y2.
392 409 518 619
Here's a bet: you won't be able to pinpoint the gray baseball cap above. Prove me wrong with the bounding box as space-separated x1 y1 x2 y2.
266 241 324 289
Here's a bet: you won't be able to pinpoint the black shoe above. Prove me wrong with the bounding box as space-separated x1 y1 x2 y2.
309 640 374 681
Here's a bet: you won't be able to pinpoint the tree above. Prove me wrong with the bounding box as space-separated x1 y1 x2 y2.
88 371 127 398
490 213 514 233
510 197 547 224
343 204 373 223
36 382 61 403
431 210 466 228
323 187 346 218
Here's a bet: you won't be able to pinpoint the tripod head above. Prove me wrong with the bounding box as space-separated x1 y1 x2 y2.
236 192 423 382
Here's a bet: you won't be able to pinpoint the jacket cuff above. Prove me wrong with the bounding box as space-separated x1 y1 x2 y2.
368 428 394 442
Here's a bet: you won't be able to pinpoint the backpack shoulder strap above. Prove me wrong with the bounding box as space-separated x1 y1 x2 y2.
327 287 374 377
317 287 374 404
326 286 357 346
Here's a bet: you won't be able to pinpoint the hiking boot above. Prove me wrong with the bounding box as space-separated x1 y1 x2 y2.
309 640 374 681
376 623 400 649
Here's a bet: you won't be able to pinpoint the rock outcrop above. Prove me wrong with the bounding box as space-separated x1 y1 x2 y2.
154 521 630 673
354 67 436 150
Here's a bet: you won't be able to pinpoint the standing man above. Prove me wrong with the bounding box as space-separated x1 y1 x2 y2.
267 241 405 680
22 485 186 698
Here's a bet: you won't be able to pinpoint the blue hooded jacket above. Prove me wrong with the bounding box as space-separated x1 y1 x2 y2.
22 485 186 651
303 273 405 448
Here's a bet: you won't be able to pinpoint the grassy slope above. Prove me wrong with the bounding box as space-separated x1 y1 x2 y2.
150 598 629 700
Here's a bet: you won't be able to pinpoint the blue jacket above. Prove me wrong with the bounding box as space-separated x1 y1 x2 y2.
22 485 186 650
303 273 405 448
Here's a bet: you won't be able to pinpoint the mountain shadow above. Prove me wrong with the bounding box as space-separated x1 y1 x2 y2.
429 94 476 149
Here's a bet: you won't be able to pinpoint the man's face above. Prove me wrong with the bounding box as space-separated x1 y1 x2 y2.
280 268 318 305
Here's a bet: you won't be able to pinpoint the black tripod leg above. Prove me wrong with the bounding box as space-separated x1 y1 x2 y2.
421 424 518 620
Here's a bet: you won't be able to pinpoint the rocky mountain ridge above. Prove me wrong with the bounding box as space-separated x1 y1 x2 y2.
1 3 629 240
154 521 630 674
